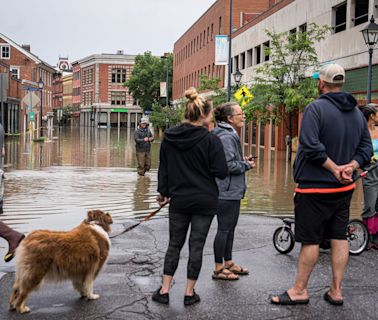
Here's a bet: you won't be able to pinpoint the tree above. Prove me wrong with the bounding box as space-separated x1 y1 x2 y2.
149 103 183 130
244 23 330 125
124 52 173 111
197 74 230 108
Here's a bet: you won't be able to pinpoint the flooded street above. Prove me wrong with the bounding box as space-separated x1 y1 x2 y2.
1 127 364 233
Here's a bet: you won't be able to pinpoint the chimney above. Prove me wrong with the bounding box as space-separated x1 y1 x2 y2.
116 50 124 55
22 44 31 52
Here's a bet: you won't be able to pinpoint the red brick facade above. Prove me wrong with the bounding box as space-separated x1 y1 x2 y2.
72 53 143 127
172 0 270 100
0 33 56 133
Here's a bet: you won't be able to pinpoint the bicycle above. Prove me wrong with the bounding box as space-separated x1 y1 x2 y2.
273 163 378 256
273 217 369 255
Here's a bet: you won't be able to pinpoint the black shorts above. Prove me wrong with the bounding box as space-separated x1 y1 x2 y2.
294 190 354 244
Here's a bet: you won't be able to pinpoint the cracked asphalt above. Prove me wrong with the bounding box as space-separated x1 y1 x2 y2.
1 214 378 320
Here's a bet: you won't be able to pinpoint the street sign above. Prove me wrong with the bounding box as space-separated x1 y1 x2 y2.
29 111 35 121
234 86 254 107
22 91 40 110
22 86 40 92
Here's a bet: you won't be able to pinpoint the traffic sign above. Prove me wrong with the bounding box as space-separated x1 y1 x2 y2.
22 91 40 110
234 86 254 106
22 86 40 92
29 111 35 121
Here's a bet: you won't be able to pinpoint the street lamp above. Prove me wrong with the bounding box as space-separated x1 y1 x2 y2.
160 55 169 107
233 68 243 88
361 15 378 103
38 77 44 137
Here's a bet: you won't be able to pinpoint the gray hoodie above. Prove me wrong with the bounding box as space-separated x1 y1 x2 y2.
213 122 251 200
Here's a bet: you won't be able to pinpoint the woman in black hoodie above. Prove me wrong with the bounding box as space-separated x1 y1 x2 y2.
152 87 228 306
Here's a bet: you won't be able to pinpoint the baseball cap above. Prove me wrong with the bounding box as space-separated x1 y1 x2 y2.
313 63 345 84
140 117 149 124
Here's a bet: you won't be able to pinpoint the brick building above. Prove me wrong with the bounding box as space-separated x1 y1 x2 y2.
0 61 22 134
172 0 271 101
230 0 378 154
0 33 56 134
72 51 143 128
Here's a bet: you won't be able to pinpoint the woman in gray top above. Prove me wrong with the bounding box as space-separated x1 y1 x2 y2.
212 102 255 280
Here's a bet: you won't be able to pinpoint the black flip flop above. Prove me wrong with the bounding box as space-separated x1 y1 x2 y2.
270 291 309 305
323 291 343 306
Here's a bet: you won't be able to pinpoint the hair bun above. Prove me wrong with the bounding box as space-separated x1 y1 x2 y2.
185 87 199 101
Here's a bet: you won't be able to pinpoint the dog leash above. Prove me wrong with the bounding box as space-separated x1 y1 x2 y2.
112 202 168 237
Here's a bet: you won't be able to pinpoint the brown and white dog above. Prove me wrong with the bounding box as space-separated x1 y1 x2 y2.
9 210 113 314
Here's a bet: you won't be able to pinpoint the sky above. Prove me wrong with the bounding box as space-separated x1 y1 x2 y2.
1 0 216 66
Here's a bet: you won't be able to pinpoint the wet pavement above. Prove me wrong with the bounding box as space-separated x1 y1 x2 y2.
1 215 378 319
0 127 375 318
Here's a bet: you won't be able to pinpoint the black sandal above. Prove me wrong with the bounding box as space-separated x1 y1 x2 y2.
323 291 343 306
270 291 309 305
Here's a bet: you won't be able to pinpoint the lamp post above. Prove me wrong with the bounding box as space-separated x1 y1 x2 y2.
233 68 243 88
227 0 233 101
37 77 44 137
361 15 378 103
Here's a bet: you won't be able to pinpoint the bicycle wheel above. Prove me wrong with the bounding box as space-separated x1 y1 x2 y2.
273 226 295 254
348 219 369 255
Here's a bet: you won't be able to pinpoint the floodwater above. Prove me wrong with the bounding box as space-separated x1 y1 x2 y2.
0 126 364 234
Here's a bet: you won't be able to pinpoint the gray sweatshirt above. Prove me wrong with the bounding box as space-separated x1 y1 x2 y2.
213 122 251 200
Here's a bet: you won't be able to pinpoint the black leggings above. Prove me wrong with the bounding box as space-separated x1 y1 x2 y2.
163 212 214 280
213 200 240 264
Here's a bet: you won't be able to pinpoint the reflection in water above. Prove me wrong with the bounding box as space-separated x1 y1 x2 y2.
1 127 364 233
133 176 152 213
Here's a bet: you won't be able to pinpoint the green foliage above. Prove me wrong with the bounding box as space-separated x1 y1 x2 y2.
124 52 173 111
198 74 221 91
62 104 73 117
244 23 330 124
149 103 183 129
196 74 237 108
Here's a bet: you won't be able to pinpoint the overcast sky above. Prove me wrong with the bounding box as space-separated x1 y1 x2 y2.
1 0 215 66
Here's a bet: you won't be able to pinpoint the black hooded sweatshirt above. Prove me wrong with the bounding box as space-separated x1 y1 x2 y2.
293 92 373 189
158 123 228 214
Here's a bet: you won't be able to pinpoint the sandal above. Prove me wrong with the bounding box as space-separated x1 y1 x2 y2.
323 291 343 306
270 291 309 305
225 262 249 275
212 268 239 281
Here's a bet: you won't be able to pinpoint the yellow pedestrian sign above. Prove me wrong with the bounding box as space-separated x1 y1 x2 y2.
234 86 253 106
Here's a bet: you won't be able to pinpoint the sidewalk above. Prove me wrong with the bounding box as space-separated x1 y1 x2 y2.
1 214 378 319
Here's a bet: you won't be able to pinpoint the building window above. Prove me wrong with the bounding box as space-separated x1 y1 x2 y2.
211 23 214 40
333 2 347 33
111 91 126 105
83 69 94 85
207 26 210 43
255 45 261 65
233 56 239 73
263 41 270 62
240 52 245 70
83 91 93 105
354 0 369 26
112 68 127 83
0 45 10 59
299 23 307 33
10 67 20 79
219 16 222 34
259 122 265 147
246 49 253 67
